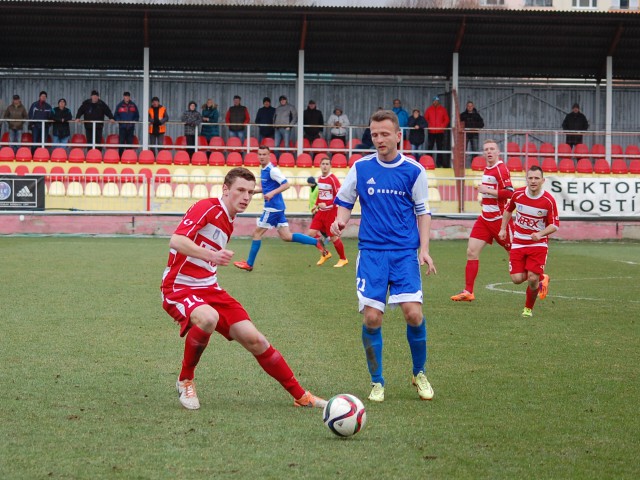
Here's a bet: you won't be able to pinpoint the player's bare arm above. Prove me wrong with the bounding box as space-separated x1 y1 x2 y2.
498 210 513 241
169 234 234 265
330 205 351 236
530 224 558 242
417 214 437 275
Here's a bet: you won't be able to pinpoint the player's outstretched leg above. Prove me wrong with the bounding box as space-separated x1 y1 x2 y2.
176 325 211 410
406 318 434 400
362 325 384 402
332 238 349 268
234 240 261 271
451 260 478 301
538 273 550 300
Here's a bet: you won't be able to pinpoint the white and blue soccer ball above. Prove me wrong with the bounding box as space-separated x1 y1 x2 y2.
322 394 367 437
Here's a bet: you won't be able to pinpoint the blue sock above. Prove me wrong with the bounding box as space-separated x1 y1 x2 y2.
247 240 261 267
362 325 384 385
407 318 427 376
291 232 318 246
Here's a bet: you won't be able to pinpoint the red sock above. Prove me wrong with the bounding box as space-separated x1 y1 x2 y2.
525 286 538 309
333 238 346 260
255 345 305 400
465 259 479 293
180 325 211 381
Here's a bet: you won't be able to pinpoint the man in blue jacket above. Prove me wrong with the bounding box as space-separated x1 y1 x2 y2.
28 91 52 153
114 91 140 156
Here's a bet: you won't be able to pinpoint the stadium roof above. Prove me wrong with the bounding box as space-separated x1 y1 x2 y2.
2 1 640 80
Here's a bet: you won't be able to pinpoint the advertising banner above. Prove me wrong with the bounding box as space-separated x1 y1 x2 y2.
0 175 45 210
548 177 640 217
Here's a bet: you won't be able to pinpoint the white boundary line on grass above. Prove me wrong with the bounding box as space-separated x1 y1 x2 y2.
486 276 639 302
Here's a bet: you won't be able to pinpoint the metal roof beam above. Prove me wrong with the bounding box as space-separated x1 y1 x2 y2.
597 23 623 82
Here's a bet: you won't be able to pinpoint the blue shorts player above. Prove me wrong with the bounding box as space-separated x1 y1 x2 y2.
234 145 326 271
331 109 437 403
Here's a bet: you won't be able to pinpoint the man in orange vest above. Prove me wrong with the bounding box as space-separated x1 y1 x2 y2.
149 96 169 155
424 96 450 168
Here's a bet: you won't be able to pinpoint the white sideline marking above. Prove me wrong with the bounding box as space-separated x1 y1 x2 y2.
486 276 636 302
615 260 640 265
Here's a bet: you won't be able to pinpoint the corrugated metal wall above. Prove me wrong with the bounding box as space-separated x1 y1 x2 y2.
2 70 638 147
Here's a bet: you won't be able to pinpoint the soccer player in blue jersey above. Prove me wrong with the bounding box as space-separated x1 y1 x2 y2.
331 109 437 402
234 145 326 271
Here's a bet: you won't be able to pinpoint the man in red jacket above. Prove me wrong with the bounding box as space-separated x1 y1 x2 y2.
424 96 450 168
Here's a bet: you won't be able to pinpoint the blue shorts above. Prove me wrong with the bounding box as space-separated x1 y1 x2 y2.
355 249 423 313
257 210 288 229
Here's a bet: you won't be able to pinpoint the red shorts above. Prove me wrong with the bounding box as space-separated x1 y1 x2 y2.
470 216 512 251
309 208 337 236
162 286 250 340
509 246 548 275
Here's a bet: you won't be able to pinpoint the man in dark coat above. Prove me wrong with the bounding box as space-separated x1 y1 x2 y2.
562 103 589 149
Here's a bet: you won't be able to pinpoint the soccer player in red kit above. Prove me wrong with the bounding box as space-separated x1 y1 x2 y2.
451 139 514 302
308 156 349 267
498 165 559 317
161 167 327 410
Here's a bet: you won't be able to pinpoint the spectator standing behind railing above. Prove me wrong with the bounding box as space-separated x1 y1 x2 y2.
562 103 589 149
327 106 349 143
201 99 219 142
392 98 409 133
114 91 140 156
75 90 115 149
28 91 52 153
459 101 485 168
181 101 202 159
225 95 250 143
51 98 72 151
149 96 168 155
274 95 297 157
425 95 450 168
303 100 324 142
4 95 28 153
254 97 275 143
407 108 427 157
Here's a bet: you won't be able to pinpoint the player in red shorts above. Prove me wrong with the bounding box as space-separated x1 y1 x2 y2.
498 165 559 317
308 156 349 267
161 167 327 410
451 139 514 302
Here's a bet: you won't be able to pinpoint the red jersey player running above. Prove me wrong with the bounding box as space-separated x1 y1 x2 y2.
308 156 349 267
498 165 559 317
161 167 327 410
451 139 514 302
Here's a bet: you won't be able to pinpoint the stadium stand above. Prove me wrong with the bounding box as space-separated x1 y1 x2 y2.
32 165 47 176
68 166 83 181
558 158 576 173
226 152 243 166
244 137 259 151
628 159 640 174
332 153 347 168
103 149 120 164
68 148 85 163
156 150 173 165
574 144 589 157
138 150 155 164
593 158 610 174
329 138 345 153
278 152 295 167
208 151 226 166
0 146 15 162
470 155 485 171
33 147 50 162
311 138 328 155
557 143 573 158
121 149 138 164
226 137 242 153
260 137 275 149
0 165 12 174
85 167 100 182
49 148 67 163
15 147 32 162
15 165 29 176
576 158 593 173
70 133 87 146
191 151 208 166
209 136 225 151
541 157 558 173
506 142 519 153
175 136 187 150
419 155 436 170
173 150 191 166
611 159 628 174
507 156 523 172
86 149 102 163
244 152 259 166
295 153 312 167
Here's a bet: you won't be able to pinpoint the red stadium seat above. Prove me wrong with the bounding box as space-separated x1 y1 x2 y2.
50 148 67 163
175 136 187 150
522 142 537 155
591 143 605 156
85 166 100 182
244 137 259 151
0 164 12 174
525 157 539 170
49 166 65 182
331 153 347 168
1 132 8 142
270 153 277 165
278 153 295 167
70 134 87 146
209 136 225 151
0 146 14 162
557 143 572 158
32 165 47 176
419 155 436 170
173 150 191 166
67 148 85 163
624 144 640 159
226 137 242 153
208 151 226 166
106 134 119 150
293 138 311 151
311 138 328 155
244 152 259 166
348 154 362 166
506 156 523 172
162 135 173 147
539 143 555 156
68 165 83 181
226 152 243 166
138 167 153 184
121 167 136 183
85 149 102 163
102 167 118 183
15 146 32 162
629 159 640 174
611 144 623 158
573 143 589 157
506 142 520 153
138 150 155 164
611 159 628 174
470 155 485 171
329 138 345 153
576 158 593 173
313 153 328 167
21 132 33 143
156 150 173 165
349 138 362 151
558 158 575 173
103 149 120 164
156 167 171 183
402 139 411 152
296 153 312 168
191 151 208 166
541 157 558 173
198 136 208 148
593 158 610 174
260 137 275 149
15 164 29 176
120 149 137 164
33 147 50 162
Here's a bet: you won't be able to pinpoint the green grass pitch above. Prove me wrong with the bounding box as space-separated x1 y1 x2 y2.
1 236 639 479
